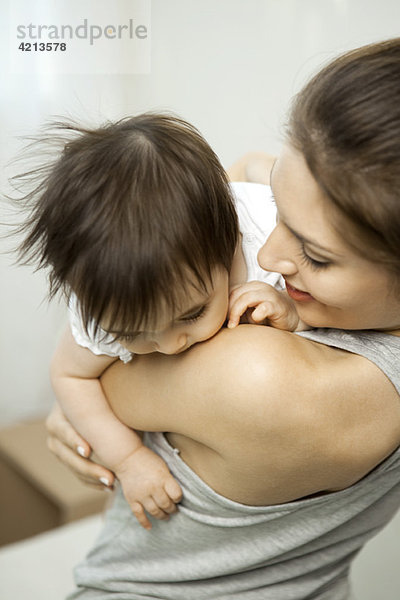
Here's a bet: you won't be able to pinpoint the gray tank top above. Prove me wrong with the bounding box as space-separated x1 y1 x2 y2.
69 329 400 600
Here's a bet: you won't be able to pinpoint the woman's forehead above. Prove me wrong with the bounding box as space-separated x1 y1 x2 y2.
273 146 347 251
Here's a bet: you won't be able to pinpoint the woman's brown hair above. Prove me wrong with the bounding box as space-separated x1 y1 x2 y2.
288 38 400 274
15 113 238 335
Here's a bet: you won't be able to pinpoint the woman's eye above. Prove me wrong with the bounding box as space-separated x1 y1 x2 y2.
300 245 330 270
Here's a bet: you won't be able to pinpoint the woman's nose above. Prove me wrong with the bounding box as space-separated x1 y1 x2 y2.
154 332 188 355
257 223 297 276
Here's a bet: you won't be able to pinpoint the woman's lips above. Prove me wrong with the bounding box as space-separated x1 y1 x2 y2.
285 280 314 302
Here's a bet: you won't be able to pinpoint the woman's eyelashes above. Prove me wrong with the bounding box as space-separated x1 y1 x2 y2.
299 244 331 270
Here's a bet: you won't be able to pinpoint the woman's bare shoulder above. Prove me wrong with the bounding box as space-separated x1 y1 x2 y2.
103 324 400 496
222 326 400 493
103 323 397 430
102 324 315 432
178 325 400 500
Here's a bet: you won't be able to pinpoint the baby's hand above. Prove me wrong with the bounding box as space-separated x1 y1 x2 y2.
115 445 183 530
228 281 300 332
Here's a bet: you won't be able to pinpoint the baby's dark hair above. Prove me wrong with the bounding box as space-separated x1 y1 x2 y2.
288 38 400 276
15 113 238 334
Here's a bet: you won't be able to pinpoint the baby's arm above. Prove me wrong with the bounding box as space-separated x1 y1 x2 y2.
228 281 310 332
50 326 182 529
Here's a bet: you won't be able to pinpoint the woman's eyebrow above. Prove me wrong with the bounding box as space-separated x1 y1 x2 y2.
284 221 344 257
285 223 330 251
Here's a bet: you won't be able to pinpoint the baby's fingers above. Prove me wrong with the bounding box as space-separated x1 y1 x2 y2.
131 502 154 530
131 481 183 529
227 296 250 328
249 301 283 324
165 478 183 503
148 479 182 518
130 490 180 529
151 488 179 516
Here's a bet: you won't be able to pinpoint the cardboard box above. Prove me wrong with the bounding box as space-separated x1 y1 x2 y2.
0 419 108 546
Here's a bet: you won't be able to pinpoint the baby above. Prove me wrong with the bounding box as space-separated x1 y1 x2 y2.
17 113 301 530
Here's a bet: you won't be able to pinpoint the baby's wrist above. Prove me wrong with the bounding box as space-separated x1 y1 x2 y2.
110 441 145 474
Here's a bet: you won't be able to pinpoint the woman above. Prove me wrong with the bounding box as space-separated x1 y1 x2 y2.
48 39 400 599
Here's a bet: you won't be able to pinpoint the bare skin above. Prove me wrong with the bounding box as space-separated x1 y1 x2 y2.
226 151 274 185
100 324 400 507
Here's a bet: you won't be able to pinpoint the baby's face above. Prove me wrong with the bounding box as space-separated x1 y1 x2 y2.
106 267 230 355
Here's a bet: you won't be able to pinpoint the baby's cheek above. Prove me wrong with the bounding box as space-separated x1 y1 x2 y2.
203 315 228 341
